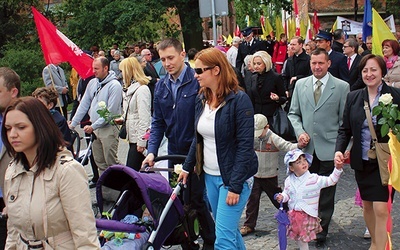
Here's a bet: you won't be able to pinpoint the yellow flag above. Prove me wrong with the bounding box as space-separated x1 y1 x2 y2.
275 16 284 38
265 18 273 36
226 34 233 45
372 8 397 56
261 25 266 40
330 20 337 33
300 16 309 38
388 133 400 191
288 17 296 39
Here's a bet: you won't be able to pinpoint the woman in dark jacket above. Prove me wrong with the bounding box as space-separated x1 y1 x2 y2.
178 48 257 250
249 50 287 132
335 54 400 250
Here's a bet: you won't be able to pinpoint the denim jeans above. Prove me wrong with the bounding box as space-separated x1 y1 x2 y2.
205 174 251 250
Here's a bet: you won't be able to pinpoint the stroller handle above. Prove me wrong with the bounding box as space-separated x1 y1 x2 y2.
154 155 186 163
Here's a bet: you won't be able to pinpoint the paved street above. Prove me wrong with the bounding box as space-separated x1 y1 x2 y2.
77 129 399 250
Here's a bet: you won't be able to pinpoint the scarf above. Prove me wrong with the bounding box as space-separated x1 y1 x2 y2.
384 55 398 70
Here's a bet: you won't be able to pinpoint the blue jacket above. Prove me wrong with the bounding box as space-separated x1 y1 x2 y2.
184 90 258 194
148 67 199 155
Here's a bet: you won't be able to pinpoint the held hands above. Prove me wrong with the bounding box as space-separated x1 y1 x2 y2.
334 151 344 169
275 193 283 203
298 133 310 147
114 117 124 125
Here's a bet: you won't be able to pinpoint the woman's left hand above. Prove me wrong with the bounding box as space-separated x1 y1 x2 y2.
270 92 279 101
226 191 239 206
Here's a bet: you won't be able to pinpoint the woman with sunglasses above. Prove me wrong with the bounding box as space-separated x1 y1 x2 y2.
2 97 100 249
249 50 287 132
178 48 258 249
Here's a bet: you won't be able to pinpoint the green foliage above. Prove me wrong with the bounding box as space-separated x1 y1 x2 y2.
0 43 46 97
234 0 292 29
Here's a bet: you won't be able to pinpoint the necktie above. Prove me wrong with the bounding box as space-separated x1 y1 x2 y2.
314 80 322 104
347 57 351 70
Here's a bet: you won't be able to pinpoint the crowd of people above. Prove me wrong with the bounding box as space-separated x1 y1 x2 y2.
0 25 399 250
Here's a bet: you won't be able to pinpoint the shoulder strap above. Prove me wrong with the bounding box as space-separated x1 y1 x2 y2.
364 100 378 141
124 87 139 120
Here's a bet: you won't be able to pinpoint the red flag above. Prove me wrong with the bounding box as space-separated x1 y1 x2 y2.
235 24 241 37
32 7 94 79
293 0 300 36
313 10 321 36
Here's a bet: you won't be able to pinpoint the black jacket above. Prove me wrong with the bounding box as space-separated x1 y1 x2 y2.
282 50 311 97
249 70 287 117
329 50 350 82
335 83 400 170
348 54 365 91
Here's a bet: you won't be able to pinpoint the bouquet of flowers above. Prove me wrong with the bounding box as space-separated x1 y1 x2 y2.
372 93 400 142
96 101 121 125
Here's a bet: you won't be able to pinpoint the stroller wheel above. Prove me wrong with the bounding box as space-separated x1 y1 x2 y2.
142 242 154 250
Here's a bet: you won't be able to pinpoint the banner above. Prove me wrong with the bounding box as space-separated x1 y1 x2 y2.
363 0 372 41
32 7 94 79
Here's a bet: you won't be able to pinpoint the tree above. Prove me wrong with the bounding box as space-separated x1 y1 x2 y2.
233 0 292 30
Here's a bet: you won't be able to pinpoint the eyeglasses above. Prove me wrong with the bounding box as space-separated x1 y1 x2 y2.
194 66 215 74
145 53 151 56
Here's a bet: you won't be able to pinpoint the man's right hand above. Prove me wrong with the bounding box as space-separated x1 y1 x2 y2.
142 153 155 167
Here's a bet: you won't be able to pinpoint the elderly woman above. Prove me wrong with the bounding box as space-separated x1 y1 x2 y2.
335 54 400 250
382 39 400 88
249 50 287 132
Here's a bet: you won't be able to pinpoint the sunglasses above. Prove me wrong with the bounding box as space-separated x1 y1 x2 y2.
194 66 215 75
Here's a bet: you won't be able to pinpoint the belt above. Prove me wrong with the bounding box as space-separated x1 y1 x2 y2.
19 235 43 249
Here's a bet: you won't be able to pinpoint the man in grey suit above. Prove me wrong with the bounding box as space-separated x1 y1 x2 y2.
42 63 69 119
0 67 21 249
288 48 349 247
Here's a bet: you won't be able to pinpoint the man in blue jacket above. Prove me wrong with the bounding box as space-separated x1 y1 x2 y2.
142 38 215 250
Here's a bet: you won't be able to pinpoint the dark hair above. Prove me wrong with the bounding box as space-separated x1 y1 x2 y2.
310 48 329 61
157 38 183 53
1 97 65 176
280 33 286 39
32 87 59 108
187 48 198 60
195 48 239 105
382 39 400 56
0 67 21 97
358 54 387 76
333 29 344 40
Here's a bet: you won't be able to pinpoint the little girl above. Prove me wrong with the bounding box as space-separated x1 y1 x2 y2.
276 149 343 250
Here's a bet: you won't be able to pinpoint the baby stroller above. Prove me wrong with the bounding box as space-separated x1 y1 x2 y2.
95 155 199 250
69 129 96 165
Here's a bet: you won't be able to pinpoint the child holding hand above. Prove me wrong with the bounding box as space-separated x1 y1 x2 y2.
276 149 343 250
240 114 307 236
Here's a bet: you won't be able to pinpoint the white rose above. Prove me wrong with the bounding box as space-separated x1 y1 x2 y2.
379 93 393 105
174 164 183 175
98 101 107 108
98 101 107 109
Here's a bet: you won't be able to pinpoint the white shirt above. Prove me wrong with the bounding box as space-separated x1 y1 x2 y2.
197 103 221 176
226 46 238 67
312 73 329 94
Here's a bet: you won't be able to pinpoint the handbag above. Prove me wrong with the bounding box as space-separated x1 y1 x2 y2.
119 90 136 139
364 101 391 186
271 107 296 141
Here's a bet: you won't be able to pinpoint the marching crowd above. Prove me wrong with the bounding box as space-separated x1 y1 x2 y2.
0 25 399 250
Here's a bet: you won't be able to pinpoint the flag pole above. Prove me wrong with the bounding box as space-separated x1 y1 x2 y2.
46 65 65 117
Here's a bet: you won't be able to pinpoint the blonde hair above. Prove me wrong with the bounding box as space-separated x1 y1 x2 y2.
252 51 273 72
119 57 149 88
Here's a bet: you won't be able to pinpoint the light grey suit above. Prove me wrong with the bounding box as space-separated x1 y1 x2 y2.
288 73 349 161
288 72 349 239
42 64 68 107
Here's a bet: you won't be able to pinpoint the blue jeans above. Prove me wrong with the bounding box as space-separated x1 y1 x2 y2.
205 174 251 250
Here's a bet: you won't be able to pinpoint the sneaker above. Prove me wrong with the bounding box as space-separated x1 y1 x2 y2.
364 228 371 239
240 226 254 236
